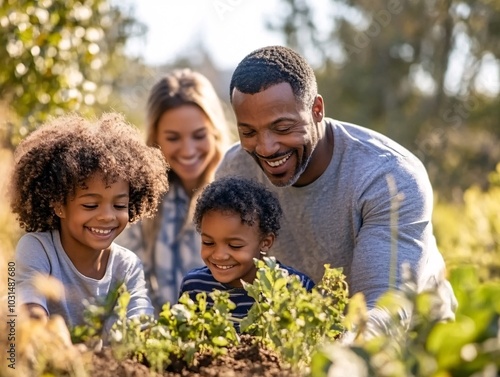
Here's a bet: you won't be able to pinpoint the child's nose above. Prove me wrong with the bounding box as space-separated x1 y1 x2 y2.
211 247 230 260
97 206 116 221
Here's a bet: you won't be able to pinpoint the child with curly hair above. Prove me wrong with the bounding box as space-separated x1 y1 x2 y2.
179 176 314 326
9 113 169 332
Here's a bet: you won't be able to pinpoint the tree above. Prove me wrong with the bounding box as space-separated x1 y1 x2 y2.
0 0 145 147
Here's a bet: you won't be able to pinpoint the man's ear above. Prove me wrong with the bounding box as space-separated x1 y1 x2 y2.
311 94 325 122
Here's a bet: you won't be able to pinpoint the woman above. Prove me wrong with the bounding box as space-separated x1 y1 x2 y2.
116 69 230 311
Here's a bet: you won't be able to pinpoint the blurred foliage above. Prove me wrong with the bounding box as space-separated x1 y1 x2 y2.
0 0 145 147
434 162 500 281
0 148 22 267
269 0 500 200
310 265 500 377
0 311 88 377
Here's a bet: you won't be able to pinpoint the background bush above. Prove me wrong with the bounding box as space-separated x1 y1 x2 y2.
434 163 500 282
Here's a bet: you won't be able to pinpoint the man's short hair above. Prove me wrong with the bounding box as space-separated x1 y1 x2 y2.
230 45 317 108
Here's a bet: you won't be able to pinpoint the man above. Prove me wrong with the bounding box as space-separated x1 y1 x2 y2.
216 45 457 328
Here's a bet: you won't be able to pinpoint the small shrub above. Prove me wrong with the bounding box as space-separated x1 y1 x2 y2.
242 257 349 374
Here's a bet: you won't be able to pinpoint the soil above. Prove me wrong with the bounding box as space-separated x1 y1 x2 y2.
88 335 301 377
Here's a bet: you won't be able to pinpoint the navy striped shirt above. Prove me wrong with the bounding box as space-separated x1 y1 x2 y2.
178 263 315 330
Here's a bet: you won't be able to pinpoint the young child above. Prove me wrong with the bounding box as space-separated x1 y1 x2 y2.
10 113 169 332
179 176 314 326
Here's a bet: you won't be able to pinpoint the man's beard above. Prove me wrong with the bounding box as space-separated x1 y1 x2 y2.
252 148 312 188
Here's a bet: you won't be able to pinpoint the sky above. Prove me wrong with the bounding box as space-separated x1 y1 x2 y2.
122 0 286 70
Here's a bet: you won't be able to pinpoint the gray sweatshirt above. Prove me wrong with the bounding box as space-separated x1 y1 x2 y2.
216 119 457 322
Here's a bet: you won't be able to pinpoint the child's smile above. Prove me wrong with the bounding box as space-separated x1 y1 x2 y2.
212 264 236 270
86 226 117 243
88 227 114 235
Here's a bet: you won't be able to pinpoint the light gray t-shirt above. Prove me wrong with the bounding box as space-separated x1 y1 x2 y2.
16 229 154 331
216 119 457 320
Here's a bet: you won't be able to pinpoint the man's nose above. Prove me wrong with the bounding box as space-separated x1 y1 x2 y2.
255 131 279 158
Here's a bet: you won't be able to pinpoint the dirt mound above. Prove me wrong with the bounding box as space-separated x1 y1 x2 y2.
89 335 300 377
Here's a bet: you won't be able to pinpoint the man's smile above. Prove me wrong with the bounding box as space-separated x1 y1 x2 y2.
263 152 292 167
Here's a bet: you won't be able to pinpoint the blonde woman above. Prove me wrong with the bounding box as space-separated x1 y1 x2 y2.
116 69 230 311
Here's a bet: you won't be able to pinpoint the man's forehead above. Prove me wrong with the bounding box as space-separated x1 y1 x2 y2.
232 83 296 105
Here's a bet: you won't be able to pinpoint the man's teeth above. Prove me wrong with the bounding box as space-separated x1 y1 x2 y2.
266 153 291 167
215 264 234 270
90 228 112 234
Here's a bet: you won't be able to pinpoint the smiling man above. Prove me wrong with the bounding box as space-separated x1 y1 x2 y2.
216 45 457 333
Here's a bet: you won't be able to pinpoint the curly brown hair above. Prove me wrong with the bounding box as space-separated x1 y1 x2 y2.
193 176 282 237
9 113 169 232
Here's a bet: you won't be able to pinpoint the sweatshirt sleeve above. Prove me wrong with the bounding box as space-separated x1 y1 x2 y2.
15 234 52 313
350 155 454 311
